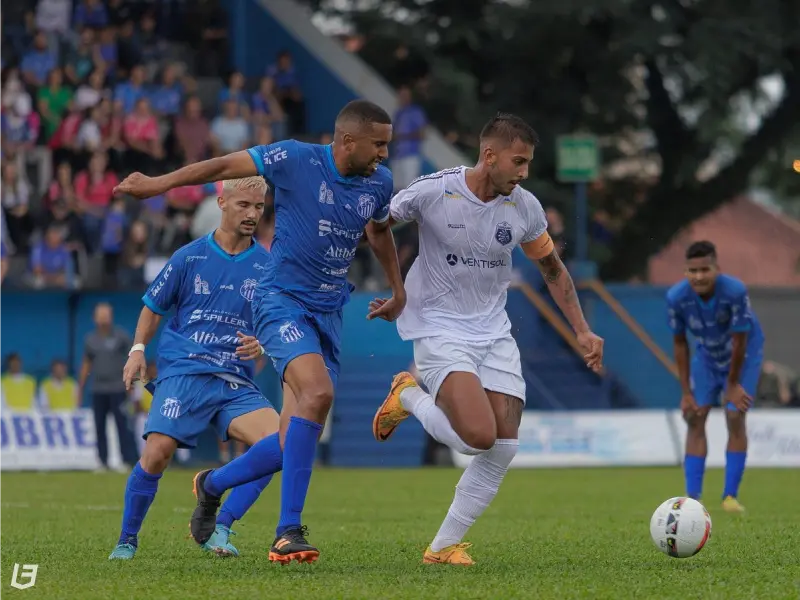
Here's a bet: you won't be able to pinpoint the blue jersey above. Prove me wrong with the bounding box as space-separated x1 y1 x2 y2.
246 140 393 312
666 274 764 371
143 233 270 386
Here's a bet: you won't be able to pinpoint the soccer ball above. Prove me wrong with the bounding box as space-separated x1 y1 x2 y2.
649 497 712 558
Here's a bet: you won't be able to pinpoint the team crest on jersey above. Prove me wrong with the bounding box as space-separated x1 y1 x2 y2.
319 181 334 205
161 397 181 420
357 194 376 219
716 308 731 325
495 221 513 245
240 278 258 302
279 321 304 344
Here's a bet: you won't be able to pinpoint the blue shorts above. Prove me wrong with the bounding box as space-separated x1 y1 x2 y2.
690 350 764 411
254 292 342 388
144 374 272 449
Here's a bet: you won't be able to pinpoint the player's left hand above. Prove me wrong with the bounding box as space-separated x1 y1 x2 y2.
367 291 406 322
576 331 604 373
724 383 752 412
236 331 264 361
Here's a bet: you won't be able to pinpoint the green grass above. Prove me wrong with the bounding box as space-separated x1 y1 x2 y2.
2 467 799 599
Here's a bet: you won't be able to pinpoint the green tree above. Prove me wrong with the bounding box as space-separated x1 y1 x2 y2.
307 0 800 279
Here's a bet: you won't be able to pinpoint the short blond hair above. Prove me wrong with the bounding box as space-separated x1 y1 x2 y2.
222 176 269 196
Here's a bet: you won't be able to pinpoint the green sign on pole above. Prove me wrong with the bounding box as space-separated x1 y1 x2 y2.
556 135 600 183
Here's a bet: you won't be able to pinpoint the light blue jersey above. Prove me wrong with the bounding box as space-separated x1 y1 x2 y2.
143 232 270 387
667 274 764 409
246 140 393 313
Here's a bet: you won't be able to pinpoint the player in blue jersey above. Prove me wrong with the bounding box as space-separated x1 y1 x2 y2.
666 241 764 514
114 100 405 563
108 176 285 560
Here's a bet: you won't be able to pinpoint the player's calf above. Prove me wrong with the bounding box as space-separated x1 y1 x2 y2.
722 409 747 510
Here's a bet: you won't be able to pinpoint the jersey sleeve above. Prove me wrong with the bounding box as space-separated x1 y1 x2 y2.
390 186 423 223
729 288 754 333
521 194 549 243
371 172 394 223
666 293 686 335
246 139 298 189
142 254 184 315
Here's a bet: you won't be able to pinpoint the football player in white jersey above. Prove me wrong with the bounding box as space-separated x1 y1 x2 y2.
372 113 604 565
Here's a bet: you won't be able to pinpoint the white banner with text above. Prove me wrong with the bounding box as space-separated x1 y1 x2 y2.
1 409 123 470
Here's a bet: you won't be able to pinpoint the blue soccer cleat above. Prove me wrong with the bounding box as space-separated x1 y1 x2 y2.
108 542 137 560
201 524 239 557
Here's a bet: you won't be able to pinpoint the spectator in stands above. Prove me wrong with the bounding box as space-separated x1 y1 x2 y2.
210 99 251 156
101 195 129 286
64 28 97 86
74 0 109 30
2 79 40 159
252 76 287 142
117 19 143 73
387 43 431 91
1 5 33 62
391 85 427 191
114 64 147 114
138 11 168 67
79 302 139 471
174 95 210 164
99 98 126 171
74 151 119 252
2 160 34 254
43 162 76 212
119 220 149 288
76 103 105 154
545 207 568 260
30 224 73 289
34 0 72 55
21 30 57 89
96 26 119 78
123 97 164 174
40 198 85 282
1 353 37 411
49 100 83 170
150 63 184 119
1 237 8 284
268 50 306 134
74 68 107 111
38 67 73 141
218 70 248 112
108 0 135 27
37 358 78 411
186 0 230 77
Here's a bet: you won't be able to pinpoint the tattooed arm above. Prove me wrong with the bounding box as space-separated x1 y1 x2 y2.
521 232 604 371
521 232 588 334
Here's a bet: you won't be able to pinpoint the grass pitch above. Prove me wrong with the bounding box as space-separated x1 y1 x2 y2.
2 467 799 599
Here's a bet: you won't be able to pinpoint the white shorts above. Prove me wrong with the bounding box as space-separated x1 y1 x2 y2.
413 335 526 405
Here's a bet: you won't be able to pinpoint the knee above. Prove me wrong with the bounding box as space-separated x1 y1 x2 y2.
460 428 496 452
140 434 176 474
298 383 334 415
726 411 746 436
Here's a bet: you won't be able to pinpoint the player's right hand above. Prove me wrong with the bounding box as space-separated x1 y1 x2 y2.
113 172 164 199
122 351 147 391
576 331 604 373
680 392 699 416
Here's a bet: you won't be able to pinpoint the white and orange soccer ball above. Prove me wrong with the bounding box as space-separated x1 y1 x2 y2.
649 497 712 558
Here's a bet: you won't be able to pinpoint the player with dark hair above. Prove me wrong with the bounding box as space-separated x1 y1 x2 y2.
666 240 764 514
372 113 604 564
114 99 406 564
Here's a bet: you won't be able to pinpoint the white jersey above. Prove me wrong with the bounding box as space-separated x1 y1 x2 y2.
391 166 548 342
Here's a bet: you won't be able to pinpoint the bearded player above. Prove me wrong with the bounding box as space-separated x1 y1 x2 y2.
372 113 605 565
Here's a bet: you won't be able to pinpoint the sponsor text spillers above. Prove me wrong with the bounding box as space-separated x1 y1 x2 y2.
188 309 249 328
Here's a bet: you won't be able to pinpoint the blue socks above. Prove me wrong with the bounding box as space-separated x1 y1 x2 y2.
118 462 162 546
205 433 283 497
217 474 274 528
723 451 747 498
684 454 706 500
276 416 322 537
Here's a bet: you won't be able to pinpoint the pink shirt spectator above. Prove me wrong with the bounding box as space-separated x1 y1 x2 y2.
167 185 206 209
74 170 118 208
123 113 158 144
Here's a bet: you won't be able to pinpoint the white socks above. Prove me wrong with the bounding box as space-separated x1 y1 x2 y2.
430 439 519 552
399 386 482 456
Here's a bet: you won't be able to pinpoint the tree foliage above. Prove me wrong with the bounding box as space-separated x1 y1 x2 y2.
307 0 800 279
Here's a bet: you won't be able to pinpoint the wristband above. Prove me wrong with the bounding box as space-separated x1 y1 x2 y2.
129 343 146 356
